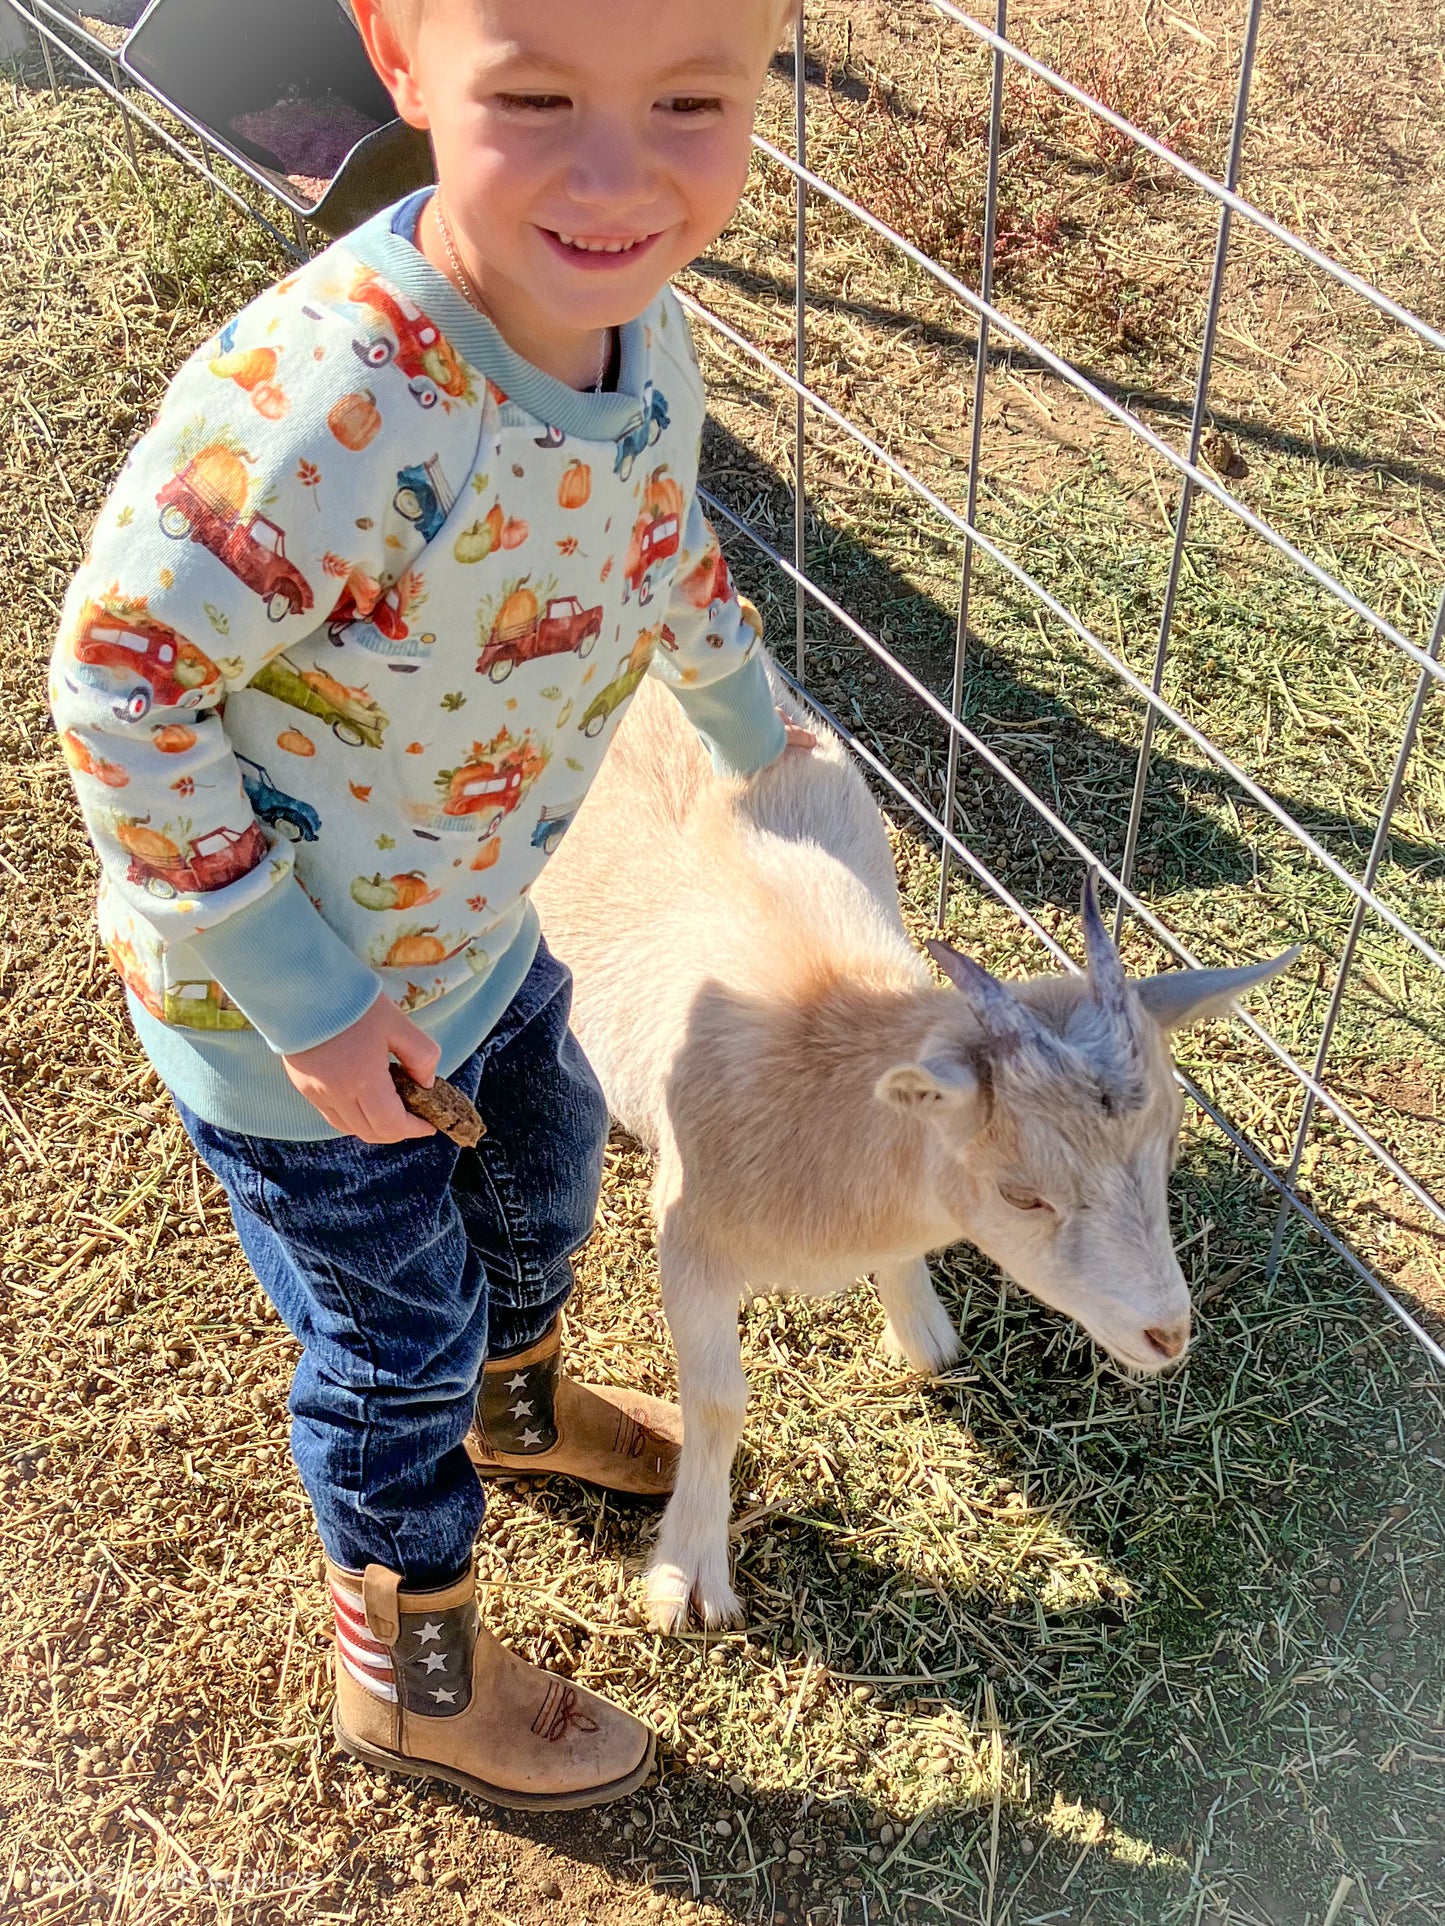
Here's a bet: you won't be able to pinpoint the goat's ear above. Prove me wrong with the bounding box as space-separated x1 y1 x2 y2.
875 1054 980 1112
1135 948 1298 1034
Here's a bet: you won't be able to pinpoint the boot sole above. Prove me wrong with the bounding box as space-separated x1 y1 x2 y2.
469 1459 675 1499
331 1703 657 1812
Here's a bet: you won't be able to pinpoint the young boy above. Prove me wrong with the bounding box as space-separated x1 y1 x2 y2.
50 0 808 1810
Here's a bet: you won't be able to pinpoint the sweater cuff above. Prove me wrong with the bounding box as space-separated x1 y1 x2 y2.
668 652 787 778
186 884 383 1056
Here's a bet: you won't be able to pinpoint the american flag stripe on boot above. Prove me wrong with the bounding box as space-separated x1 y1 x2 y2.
330 1581 398 1702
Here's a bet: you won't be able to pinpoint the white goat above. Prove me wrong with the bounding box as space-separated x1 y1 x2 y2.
533 667 1292 1632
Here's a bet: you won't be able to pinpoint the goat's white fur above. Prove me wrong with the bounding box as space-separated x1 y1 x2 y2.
534 666 1293 1632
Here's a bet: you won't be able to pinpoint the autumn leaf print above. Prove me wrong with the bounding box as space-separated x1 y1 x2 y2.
440 691 467 712
116 504 134 528
349 782 372 801
376 833 396 851
557 537 579 556
203 602 230 635
539 686 561 702
297 458 322 509
322 551 351 578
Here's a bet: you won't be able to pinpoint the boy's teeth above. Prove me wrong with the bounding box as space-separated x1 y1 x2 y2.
555 233 637 254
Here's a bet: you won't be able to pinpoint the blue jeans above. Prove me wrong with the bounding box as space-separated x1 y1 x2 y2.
172 941 608 1588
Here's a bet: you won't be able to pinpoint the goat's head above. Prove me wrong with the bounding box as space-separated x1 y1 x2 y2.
875 876 1295 1374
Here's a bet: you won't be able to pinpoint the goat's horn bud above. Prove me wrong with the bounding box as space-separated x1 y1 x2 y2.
926 938 1041 1041
1080 869 1129 1016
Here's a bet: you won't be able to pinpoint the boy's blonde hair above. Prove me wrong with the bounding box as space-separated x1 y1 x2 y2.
368 0 800 42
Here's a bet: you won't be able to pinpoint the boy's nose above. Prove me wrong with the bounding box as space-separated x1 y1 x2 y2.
564 126 658 213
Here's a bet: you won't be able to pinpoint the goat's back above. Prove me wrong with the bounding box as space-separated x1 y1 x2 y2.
532 665 917 1143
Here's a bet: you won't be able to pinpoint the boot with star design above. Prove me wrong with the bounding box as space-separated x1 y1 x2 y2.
327 1556 654 1810
466 1315 681 1497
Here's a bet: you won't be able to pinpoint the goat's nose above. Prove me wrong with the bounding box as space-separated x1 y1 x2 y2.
1143 1321 1190 1362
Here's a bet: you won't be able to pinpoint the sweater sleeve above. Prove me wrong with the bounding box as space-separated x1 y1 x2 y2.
649 493 786 778
49 275 446 1053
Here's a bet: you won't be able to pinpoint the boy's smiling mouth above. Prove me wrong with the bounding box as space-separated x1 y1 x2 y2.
539 228 663 267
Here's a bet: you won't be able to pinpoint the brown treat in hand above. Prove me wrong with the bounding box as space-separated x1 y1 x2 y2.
389 1065 485 1147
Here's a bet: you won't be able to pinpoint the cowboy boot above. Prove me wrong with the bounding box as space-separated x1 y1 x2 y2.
466 1315 681 1498
327 1556 654 1811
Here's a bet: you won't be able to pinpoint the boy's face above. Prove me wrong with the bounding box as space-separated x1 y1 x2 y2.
358 0 786 335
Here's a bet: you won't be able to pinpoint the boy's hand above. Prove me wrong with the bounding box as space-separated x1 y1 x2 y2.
777 710 817 755
282 997 442 1144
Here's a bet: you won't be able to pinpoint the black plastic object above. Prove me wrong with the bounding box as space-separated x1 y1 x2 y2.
121 0 433 236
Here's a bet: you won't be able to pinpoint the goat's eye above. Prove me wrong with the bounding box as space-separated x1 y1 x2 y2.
999 1185 1052 1213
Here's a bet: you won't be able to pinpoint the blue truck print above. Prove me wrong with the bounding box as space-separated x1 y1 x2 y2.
237 755 321 842
613 383 670 481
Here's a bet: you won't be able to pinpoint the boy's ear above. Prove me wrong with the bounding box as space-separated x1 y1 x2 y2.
349 0 431 130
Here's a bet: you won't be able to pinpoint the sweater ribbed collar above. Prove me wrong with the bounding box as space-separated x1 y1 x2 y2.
345 191 653 445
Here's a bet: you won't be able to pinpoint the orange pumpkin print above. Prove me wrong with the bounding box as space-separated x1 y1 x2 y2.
277 729 316 757
251 382 289 421
61 731 128 787
383 928 448 968
113 820 180 865
471 838 501 871
390 870 439 910
151 724 197 754
644 466 685 524
557 460 591 510
210 346 277 391
328 390 382 451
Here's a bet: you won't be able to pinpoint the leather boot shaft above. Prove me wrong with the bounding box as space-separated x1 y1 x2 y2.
327 1556 654 1811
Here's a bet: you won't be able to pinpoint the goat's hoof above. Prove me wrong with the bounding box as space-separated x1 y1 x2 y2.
644 1562 743 1635
882 1310 963 1376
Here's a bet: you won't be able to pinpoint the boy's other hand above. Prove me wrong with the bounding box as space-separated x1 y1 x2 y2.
778 711 817 755
282 998 442 1144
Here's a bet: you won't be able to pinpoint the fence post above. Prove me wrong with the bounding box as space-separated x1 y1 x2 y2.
792 3 808 682
1113 0 1265 939
1266 585 1445 1272
937 0 1007 925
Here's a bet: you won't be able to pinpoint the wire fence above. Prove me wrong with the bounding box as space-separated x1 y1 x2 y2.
6 0 1443 1366
696 2 1445 1368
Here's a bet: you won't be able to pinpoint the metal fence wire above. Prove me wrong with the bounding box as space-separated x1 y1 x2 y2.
7 0 1444 1366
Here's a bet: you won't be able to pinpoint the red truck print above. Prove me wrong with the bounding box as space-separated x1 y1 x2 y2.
157 460 313 622
70 603 221 721
445 763 524 826
676 542 733 615
622 507 682 605
478 593 603 682
349 271 468 411
124 821 268 900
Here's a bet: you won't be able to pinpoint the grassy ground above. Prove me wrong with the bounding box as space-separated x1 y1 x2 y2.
2 8 1444 1926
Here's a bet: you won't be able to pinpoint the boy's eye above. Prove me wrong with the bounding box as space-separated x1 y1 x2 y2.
661 96 724 116
495 93 570 113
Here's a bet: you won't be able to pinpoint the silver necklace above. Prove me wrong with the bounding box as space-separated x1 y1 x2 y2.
434 196 612 393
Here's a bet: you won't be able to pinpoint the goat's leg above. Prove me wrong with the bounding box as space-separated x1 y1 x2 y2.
873 1256 961 1373
647 1231 748 1634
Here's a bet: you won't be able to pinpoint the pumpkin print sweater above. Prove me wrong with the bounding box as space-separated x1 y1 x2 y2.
49 188 785 1139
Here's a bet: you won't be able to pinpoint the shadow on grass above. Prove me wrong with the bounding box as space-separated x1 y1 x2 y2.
691 255 1445 502
695 418 1445 932
434 1136 1442 1926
